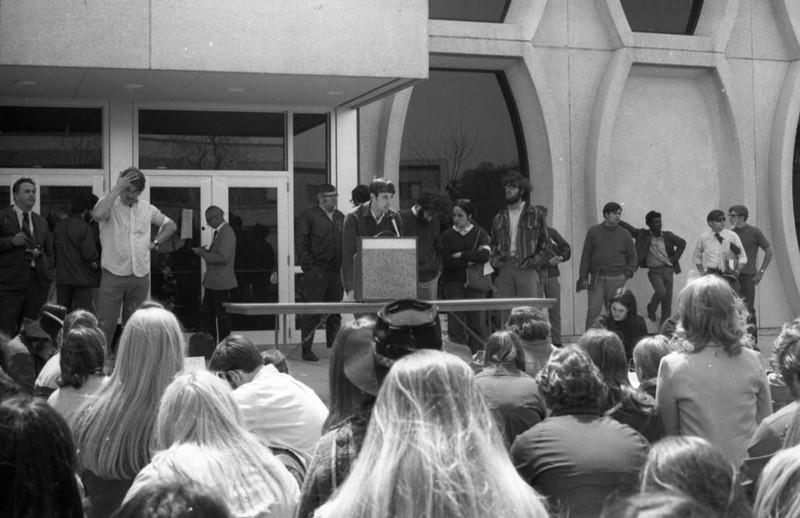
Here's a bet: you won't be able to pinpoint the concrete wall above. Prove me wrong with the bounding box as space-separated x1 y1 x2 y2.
360 0 800 337
0 0 428 78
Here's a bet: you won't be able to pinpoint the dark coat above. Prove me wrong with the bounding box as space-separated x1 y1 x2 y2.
0 206 54 289
619 221 686 274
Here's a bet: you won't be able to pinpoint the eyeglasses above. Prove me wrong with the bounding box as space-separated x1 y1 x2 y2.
715 218 726 222
728 213 739 218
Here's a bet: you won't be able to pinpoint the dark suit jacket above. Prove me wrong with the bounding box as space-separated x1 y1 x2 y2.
0 206 54 289
203 222 237 290
619 220 686 274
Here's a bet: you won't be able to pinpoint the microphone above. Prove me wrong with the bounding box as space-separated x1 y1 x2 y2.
389 213 400 237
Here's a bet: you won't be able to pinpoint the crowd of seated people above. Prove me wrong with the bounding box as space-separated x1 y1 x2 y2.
7 270 800 517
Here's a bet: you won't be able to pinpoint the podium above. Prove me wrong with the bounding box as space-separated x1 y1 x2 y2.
354 237 417 301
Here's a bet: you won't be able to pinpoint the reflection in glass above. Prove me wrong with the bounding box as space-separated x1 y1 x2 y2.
0 106 103 168
293 113 329 217
149 187 202 331
229 187 279 331
139 110 286 171
429 0 510 23
39 185 93 231
400 70 524 233
620 0 703 35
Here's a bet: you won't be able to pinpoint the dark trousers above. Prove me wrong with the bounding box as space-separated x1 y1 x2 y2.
445 280 488 353
739 273 758 342
57 284 96 314
542 274 562 344
647 266 674 324
0 274 50 336
201 288 232 344
300 267 343 351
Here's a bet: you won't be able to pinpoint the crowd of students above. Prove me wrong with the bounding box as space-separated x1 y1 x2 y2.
3 273 800 517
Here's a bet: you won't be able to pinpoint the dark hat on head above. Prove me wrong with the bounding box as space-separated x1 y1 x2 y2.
38 304 66 343
344 299 442 395
21 318 51 341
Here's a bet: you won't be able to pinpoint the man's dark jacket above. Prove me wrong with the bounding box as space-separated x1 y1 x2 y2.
619 220 686 274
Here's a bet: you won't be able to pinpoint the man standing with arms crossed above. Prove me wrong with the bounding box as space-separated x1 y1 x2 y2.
193 205 236 344
295 184 345 362
579 202 637 330
534 205 571 347
93 167 177 349
729 204 772 344
399 192 443 300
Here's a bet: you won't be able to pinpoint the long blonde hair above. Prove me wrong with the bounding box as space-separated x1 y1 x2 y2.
145 371 298 514
319 349 547 518
753 444 800 517
676 275 749 354
72 307 185 479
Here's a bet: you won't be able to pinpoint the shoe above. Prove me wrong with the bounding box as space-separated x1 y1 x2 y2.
646 304 657 322
302 350 319 362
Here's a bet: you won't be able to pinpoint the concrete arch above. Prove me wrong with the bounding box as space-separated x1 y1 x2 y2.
768 61 800 312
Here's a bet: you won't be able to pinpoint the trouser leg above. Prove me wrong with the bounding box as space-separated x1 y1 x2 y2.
543 275 562 344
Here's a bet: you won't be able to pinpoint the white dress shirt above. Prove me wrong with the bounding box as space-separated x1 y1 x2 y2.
693 228 747 271
99 198 164 277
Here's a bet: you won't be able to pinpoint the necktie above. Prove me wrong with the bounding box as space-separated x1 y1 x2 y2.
714 232 723 244
213 229 218 239
22 212 34 244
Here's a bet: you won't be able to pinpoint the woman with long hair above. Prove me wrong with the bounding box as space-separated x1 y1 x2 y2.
124 371 299 518
593 287 648 360
35 309 100 398
505 306 557 377
297 318 377 518
475 330 546 448
753 444 800 517
640 436 750 518
71 306 185 518
579 328 664 442
657 275 771 466
0 395 85 518
318 349 547 518
441 198 491 352
47 325 107 424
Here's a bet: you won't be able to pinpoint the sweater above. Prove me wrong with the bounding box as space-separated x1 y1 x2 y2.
579 224 637 279
441 225 491 284
657 346 772 466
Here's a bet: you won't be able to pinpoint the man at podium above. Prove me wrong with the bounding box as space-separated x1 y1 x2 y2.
342 177 403 301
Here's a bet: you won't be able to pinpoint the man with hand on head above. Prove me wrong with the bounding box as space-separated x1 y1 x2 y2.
93 167 177 348
193 205 236 344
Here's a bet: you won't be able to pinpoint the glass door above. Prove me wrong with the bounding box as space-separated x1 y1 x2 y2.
213 175 291 345
143 176 211 332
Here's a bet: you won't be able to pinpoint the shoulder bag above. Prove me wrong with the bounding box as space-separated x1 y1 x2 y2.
465 229 493 292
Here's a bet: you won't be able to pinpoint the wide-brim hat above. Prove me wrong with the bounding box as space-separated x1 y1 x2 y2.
344 299 442 395
21 318 51 340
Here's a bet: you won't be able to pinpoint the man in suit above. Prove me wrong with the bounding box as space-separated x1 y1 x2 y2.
193 205 237 344
0 177 55 336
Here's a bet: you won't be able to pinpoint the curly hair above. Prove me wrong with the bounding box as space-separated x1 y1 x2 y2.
536 346 607 412
772 318 800 397
506 306 551 341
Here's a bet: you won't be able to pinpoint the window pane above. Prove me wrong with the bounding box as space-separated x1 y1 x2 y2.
139 110 286 171
0 106 103 168
149 187 202 331
0 185 9 207
40 185 93 231
400 70 523 233
229 187 279 331
293 113 329 217
429 0 510 23
620 0 704 35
